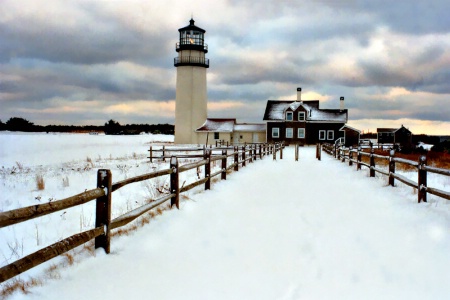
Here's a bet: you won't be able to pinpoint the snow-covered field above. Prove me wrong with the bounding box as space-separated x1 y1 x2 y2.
1 132 450 299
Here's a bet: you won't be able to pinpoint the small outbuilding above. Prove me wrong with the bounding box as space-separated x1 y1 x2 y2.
377 125 413 148
339 125 360 147
196 118 266 146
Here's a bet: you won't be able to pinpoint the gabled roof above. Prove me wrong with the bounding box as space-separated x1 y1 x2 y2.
377 128 396 133
234 123 266 132
196 119 266 133
340 125 361 133
377 126 411 134
394 125 412 134
195 118 236 132
263 100 347 123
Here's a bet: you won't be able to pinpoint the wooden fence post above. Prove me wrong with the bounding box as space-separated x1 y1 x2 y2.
315 143 318 160
162 145 166 162
95 169 112 254
170 156 179 208
336 144 339 160
259 144 262 159
280 143 283 160
234 146 239 171
149 146 153 163
221 149 227 180
295 144 299 161
348 146 353 166
205 149 211 190
273 144 276 161
389 149 395 187
418 156 427 203
318 143 321 161
370 148 375 177
341 147 345 163
357 146 362 171
249 145 253 163
242 146 246 167
253 144 257 161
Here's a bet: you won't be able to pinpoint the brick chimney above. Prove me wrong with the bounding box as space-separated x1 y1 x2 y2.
340 96 344 111
297 87 302 101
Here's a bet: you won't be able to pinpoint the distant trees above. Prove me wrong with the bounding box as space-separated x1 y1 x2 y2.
0 116 174 134
5 117 36 132
104 119 122 135
431 140 450 153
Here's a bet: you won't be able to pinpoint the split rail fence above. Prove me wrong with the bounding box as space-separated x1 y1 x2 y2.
0 143 284 284
321 143 450 203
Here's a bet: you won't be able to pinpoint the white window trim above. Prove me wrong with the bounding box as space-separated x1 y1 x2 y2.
319 130 326 140
285 111 293 121
327 130 334 140
286 128 293 138
272 127 280 138
298 128 305 139
298 112 305 121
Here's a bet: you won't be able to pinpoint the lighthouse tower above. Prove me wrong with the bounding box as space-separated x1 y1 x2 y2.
174 19 209 144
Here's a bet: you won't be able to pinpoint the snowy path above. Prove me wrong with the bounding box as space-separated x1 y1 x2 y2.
18 147 450 300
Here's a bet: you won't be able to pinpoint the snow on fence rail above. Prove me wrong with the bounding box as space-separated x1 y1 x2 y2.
321 143 450 203
0 143 284 283
148 143 275 162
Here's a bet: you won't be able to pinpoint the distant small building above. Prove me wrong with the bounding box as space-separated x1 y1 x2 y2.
263 88 348 145
339 125 360 147
377 125 412 148
196 118 266 145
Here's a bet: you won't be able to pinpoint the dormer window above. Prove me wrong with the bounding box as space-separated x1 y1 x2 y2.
286 112 293 121
298 112 305 121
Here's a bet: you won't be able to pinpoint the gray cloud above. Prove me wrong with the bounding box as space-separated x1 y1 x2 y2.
0 0 449 133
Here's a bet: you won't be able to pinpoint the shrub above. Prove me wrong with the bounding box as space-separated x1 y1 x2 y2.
36 174 45 190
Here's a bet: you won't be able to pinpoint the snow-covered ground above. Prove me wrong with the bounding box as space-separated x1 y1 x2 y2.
1 133 450 299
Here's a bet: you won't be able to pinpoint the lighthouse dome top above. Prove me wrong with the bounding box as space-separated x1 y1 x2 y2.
178 18 206 33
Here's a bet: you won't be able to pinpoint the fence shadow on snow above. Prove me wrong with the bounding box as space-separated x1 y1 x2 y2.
0 143 284 284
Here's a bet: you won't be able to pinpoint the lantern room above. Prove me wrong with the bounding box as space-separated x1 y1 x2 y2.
175 18 208 53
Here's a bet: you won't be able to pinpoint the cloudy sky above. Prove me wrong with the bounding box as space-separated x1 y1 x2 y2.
1 0 449 134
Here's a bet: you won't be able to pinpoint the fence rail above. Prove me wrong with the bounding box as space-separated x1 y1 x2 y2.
322 143 450 203
0 143 284 284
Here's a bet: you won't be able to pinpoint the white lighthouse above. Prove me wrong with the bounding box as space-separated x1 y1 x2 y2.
174 19 209 144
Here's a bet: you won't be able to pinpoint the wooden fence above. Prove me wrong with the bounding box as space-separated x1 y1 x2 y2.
321 143 450 203
0 143 284 284
148 143 277 162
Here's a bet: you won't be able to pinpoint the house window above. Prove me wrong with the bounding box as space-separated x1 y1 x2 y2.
298 112 305 121
214 132 219 139
327 130 334 140
319 130 326 140
272 127 280 138
298 128 305 139
286 112 293 121
286 128 293 138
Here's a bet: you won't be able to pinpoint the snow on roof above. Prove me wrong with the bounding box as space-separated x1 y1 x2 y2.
340 125 361 133
195 118 236 132
263 100 347 123
196 119 265 133
289 101 302 111
234 123 266 132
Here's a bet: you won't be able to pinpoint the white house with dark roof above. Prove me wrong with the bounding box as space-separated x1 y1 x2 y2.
196 118 266 145
263 87 348 144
